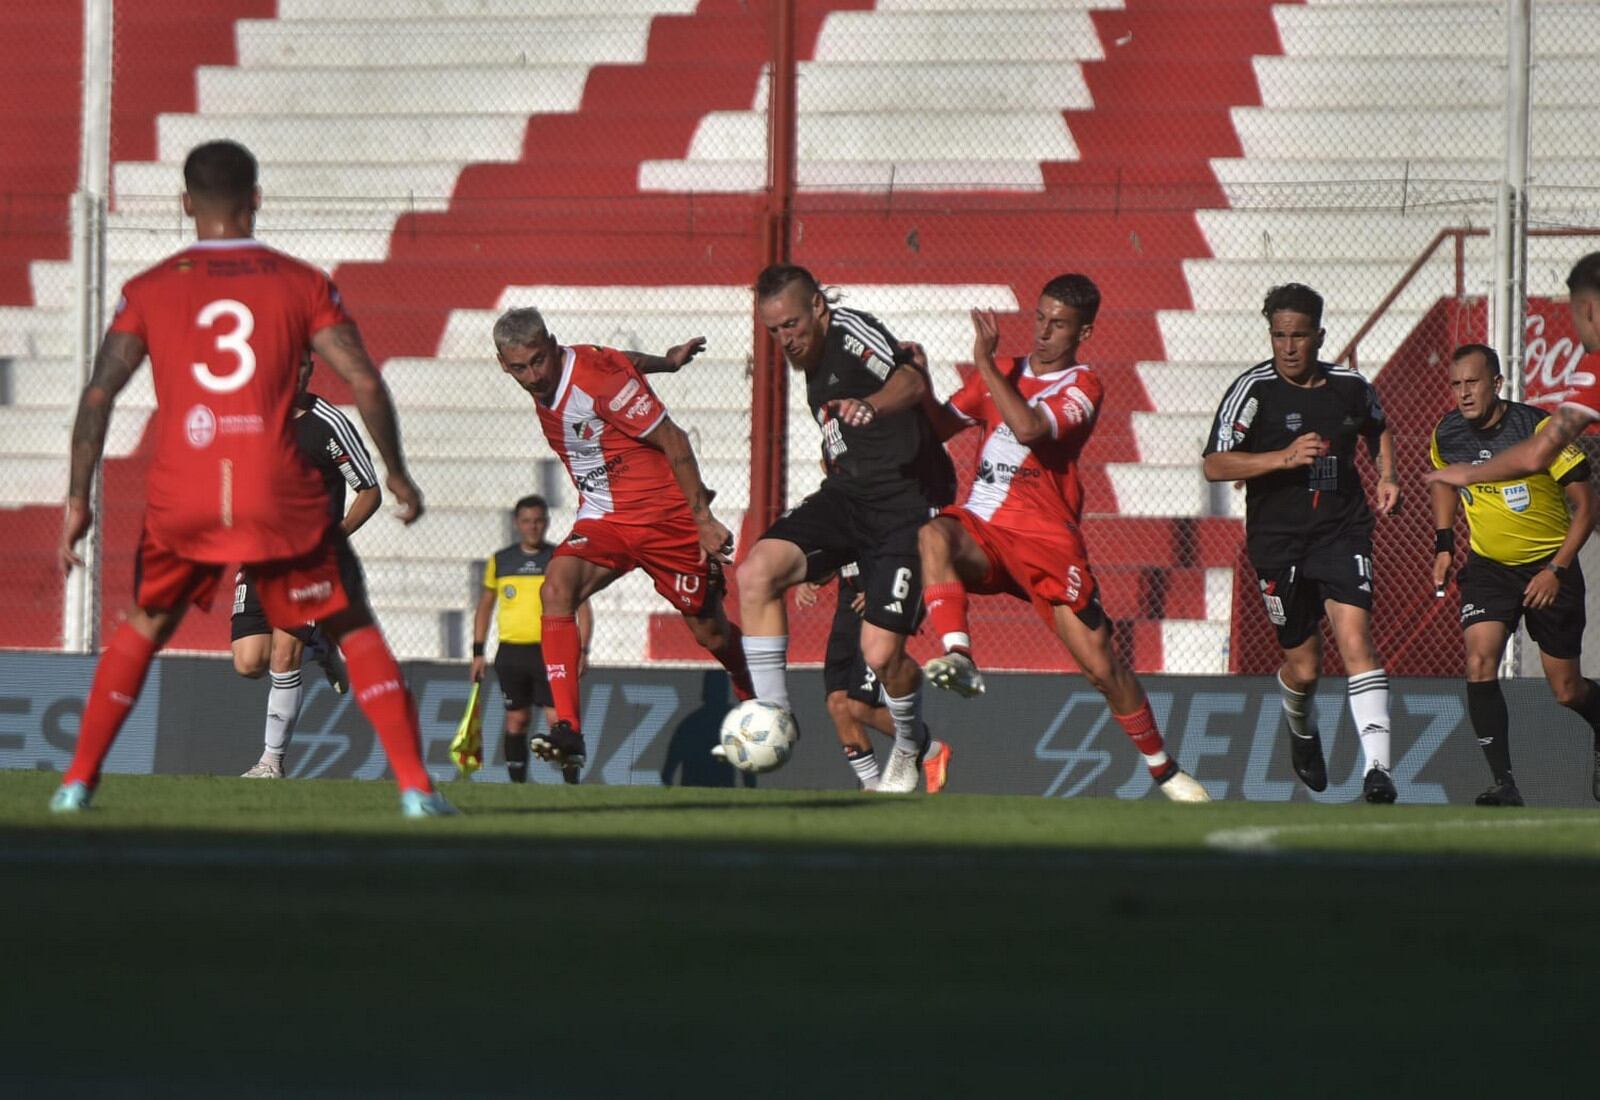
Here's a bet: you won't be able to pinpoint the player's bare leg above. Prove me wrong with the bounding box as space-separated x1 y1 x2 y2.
52 603 187 811
681 594 755 703
865 627 930 793
919 517 991 697
318 604 451 815
1536 650 1600 803
736 538 810 711
537 554 621 777
1052 601 1210 803
1326 600 1395 803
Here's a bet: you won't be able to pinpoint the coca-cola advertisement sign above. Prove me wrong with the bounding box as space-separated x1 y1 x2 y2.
1523 299 1595 408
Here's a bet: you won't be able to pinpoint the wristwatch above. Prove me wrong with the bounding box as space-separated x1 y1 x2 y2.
1546 562 1567 579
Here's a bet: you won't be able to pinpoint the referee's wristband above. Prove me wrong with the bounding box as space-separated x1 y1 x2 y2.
1433 529 1454 554
472 641 486 657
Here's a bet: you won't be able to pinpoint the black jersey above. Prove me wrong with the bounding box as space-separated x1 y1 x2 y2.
1203 360 1386 568
801 305 956 508
294 391 379 522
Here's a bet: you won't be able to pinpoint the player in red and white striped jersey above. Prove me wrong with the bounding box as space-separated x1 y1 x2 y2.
493 308 754 778
916 274 1210 802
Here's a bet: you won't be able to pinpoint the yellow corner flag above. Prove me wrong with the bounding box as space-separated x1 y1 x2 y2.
449 680 485 779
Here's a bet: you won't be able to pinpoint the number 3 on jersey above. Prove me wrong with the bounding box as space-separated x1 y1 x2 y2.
193 299 256 393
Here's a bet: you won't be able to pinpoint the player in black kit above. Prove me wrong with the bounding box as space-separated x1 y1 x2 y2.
235 353 381 778
737 264 956 793
1202 283 1402 803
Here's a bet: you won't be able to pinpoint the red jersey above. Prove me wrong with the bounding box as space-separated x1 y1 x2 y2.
946 356 1103 532
537 345 685 525
109 239 351 562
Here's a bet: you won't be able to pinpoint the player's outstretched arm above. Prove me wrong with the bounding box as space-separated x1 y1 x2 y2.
312 322 423 524
1203 431 1326 483
1427 405 1587 488
626 337 707 375
61 330 146 572
643 417 732 562
900 340 967 442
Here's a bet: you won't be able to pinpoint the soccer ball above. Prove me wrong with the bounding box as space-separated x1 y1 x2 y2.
718 700 798 774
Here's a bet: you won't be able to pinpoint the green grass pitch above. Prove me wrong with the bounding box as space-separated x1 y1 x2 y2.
3 770 1597 1097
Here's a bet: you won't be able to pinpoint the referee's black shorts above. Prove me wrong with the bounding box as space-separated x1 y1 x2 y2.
494 641 554 712
761 482 930 637
1458 552 1586 660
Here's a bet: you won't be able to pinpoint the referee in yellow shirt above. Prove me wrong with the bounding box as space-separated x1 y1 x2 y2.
1430 344 1600 806
471 495 592 783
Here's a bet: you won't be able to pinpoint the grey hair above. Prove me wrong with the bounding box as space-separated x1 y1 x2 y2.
493 307 550 351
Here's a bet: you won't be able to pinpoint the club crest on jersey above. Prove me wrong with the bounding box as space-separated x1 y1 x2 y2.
1285 412 1303 433
502 584 517 599
573 419 596 440
184 404 216 449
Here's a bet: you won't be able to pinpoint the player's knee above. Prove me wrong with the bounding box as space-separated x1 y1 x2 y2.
1552 679 1587 710
684 613 726 651
504 708 531 735
233 654 266 678
735 555 773 600
917 518 954 562
825 691 852 725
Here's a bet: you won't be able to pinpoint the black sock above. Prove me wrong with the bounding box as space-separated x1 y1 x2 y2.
505 732 529 783
1466 680 1513 783
1574 680 1600 751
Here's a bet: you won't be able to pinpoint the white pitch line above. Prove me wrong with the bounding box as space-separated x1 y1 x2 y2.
1206 816 1600 854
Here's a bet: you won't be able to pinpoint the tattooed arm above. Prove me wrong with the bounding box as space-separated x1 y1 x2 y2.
61 330 146 571
1372 425 1401 515
1427 404 1592 488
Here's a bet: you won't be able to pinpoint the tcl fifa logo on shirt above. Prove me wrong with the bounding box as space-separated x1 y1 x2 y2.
1503 483 1531 512
185 404 216 448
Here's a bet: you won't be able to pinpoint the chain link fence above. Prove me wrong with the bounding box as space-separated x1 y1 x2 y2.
2 0 1597 684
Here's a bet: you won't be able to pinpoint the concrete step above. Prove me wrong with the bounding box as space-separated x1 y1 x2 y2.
115 161 463 208
157 114 532 166
197 65 591 117
235 17 660 68
680 109 1075 164
276 0 695 18
1254 55 1600 109
1157 308 1422 375
640 158 1049 193
1230 107 1600 162
814 10 1102 62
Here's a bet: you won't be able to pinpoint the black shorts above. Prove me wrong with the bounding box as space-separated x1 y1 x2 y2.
762 483 930 636
1254 535 1375 650
1458 552 1586 660
494 641 554 712
822 579 882 707
230 570 318 645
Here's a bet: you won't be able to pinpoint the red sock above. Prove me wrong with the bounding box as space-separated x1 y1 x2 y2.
1114 701 1168 762
923 581 971 653
340 626 433 793
708 619 755 701
542 614 582 729
64 623 158 787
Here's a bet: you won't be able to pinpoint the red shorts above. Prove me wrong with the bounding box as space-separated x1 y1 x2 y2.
554 513 719 616
135 524 360 627
942 506 1098 625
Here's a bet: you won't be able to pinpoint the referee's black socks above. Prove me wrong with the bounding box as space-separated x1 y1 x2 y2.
1466 679 1513 784
1575 679 1600 749
505 731 529 783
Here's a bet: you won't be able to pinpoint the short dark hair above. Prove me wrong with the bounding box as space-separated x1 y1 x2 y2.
1451 343 1501 377
754 264 821 302
183 141 258 203
513 495 548 516
1567 252 1600 298
1262 283 1324 327
1040 273 1100 324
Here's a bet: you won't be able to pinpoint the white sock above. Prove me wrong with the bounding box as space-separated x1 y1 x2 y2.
264 669 303 757
941 631 971 654
884 688 925 754
843 746 880 789
1278 670 1317 739
1348 668 1391 772
742 634 790 710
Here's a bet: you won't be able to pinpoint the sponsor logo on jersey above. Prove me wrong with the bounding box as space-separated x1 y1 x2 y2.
185 404 216 449
608 378 641 411
576 454 627 493
624 393 656 422
842 333 867 360
1503 482 1531 512
1063 386 1095 425
288 580 333 603
883 599 903 615
218 413 265 436
1461 602 1487 622
976 458 996 484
